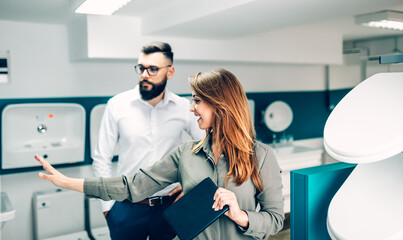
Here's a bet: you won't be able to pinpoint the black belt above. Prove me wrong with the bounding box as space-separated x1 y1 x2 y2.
136 196 172 206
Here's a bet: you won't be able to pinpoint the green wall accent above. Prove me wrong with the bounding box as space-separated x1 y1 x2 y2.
291 163 356 240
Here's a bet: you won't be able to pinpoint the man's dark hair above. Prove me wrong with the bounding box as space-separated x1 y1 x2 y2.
141 42 174 63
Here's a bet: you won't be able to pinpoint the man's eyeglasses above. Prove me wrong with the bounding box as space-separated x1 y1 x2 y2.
134 65 172 76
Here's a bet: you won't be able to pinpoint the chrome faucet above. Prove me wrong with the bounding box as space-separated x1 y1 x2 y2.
37 124 47 134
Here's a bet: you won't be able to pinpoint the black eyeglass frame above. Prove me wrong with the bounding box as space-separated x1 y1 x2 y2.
134 65 172 76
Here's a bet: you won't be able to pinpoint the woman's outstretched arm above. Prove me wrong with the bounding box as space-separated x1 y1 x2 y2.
35 154 84 193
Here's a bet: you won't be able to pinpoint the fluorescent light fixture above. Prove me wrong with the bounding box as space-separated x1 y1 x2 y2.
75 0 132 15
355 10 403 31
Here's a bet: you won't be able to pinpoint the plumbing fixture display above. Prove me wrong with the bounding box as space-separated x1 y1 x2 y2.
275 144 323 213
264 100 294 152
85 197 110 240
324 72 403 239
324 73 403 163
1 103 85 169
89 104 118 159
33 189 88 240
1 192 15 228
247 99 255 126
264 100 293 132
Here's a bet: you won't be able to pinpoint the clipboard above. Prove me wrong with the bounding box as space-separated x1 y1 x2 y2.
163 177 229 240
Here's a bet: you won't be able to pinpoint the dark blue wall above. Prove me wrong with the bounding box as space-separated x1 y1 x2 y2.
248 91 330 143
0 89 351 174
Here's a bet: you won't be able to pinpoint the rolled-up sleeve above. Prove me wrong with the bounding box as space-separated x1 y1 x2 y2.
84 144 183 202
242 145 285 239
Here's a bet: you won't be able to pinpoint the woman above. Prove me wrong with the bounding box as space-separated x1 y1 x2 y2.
36 68 285 240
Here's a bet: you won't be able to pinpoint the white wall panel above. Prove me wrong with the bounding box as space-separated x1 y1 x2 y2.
71 15 343 65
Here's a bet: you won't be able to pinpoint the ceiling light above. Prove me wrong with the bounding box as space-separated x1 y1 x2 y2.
75 0 132 15
355 10 403 31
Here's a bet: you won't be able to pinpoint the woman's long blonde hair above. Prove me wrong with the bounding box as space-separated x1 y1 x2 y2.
189 68 263 192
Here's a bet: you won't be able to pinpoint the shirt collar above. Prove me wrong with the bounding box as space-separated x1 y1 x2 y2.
202 133 228 157
158 88 176 107
195 134 218 158
194 134 227 163
193 133 211 154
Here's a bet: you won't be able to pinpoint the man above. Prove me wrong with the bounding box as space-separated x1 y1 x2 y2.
92 42 204 240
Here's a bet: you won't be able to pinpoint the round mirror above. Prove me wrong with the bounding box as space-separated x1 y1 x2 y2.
264 100 293 132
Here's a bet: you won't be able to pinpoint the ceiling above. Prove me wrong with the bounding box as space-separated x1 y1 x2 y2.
1 0 403 41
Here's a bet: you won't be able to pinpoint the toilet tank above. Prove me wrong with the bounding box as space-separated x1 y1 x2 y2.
32 189 86 240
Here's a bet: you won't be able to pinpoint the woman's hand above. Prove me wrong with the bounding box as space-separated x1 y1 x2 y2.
212 188 249 228
168 185 183 202
35 154 84 193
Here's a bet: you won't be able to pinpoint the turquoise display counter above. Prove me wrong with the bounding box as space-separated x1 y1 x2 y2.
290 162 356 240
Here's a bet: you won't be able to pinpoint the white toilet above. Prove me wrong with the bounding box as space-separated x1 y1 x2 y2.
324 72 403 240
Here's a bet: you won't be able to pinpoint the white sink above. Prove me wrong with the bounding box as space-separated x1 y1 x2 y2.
1 192 15 224
275 145 323 171
90 104 118 159
275 144 323 213
1 103 86 169
274 145 310 155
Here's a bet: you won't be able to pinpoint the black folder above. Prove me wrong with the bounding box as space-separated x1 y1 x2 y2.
163 177 229 240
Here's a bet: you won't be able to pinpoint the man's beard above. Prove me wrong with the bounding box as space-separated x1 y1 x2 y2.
139 77 168 101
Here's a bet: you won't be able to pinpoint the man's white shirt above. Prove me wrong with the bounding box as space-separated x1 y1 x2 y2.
92 85 204 212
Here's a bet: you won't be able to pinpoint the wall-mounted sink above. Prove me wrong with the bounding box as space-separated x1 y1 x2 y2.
274 145 317 155
1 192 15 225
90 104 118 159
273 142 323 213
1 103 85 169
275 145 323 170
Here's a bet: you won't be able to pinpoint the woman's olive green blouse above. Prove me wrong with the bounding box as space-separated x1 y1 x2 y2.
84 136 284 240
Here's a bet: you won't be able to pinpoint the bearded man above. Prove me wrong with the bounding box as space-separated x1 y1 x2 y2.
92 42 204 240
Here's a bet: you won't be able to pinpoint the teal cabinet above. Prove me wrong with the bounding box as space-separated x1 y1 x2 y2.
291 163 355 240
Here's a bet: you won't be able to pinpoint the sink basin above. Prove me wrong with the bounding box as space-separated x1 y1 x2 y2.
272 145 320 156
274 145 323 171
1 103 86 169
1 192 15 223
90 104 119 159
